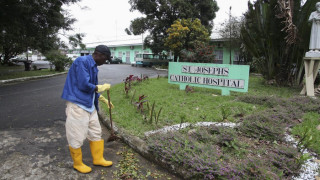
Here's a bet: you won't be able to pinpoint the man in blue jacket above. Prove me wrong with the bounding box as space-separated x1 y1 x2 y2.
61 45 114 173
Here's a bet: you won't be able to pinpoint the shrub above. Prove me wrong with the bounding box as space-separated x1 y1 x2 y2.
288 97 320 113
44 50 72 71
147 126 301 179
269 145 300 177
237 114 285 142
238 95 320 114
147 131 239 179
292 112 320 154
237 95 288 108
238 158 280 180
180 44 216 63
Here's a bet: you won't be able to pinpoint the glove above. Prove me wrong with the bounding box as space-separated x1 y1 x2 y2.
99 95 114 109
96 83 111 93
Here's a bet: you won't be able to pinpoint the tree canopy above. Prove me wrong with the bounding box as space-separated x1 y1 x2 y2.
219 16 242 40
219 15 243 64
128 0 219 55
0 0 80 64
165 18 210 60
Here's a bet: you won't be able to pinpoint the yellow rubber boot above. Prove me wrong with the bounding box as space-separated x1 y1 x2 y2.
90 140 113 167
69 146 92 173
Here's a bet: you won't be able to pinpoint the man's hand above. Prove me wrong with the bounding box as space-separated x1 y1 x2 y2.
96 83 111 93
98 95 114 109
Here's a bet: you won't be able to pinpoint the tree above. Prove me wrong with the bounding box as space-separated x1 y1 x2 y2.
164 18 210 60
241 0 317 86
219 13 243 64
45 50 72 72
68 33 86 50
180 44 216 63
128 0 219 55
0 0 80 66
219 16 242 40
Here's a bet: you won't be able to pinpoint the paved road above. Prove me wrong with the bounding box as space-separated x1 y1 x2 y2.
0 64 178 179
0 64 167 130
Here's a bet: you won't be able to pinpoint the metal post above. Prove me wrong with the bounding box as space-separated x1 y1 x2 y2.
229 6 232 65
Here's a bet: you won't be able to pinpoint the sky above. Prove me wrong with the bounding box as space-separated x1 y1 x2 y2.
62 0 251 47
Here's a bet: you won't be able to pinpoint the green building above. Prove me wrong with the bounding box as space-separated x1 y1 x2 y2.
67 38 242 65
67 42 151 64
210 38 242 65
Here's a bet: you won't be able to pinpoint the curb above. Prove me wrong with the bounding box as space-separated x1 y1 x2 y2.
97 107 151 157
154 67 168 71
0 72 67 85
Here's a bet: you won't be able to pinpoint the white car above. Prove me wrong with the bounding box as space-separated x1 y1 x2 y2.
31 60 54 70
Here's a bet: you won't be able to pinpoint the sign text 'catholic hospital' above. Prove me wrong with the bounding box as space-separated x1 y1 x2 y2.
170 75 244 88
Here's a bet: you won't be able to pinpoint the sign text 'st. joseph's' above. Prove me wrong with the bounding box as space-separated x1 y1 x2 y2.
182 66 229 76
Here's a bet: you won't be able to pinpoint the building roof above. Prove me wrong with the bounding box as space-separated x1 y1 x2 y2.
69 37 229 52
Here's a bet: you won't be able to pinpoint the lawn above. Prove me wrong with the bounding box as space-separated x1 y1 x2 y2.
103 75 300 137
0 64 62 80
101 74 320 179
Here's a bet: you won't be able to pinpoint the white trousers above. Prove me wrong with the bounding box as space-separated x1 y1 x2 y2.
65 101 102 149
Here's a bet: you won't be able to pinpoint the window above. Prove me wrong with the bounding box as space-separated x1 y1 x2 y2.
214 50 223 62
143 54 153 59
134 51 140 61
118 51 122 58
233 51 240 61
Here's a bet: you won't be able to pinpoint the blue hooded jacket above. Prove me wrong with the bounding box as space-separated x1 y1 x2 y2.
61 55 100 111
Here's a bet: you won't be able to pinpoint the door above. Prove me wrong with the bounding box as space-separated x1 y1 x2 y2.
126 51 130 64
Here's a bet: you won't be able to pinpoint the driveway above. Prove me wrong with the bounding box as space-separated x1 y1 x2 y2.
97 64 167 84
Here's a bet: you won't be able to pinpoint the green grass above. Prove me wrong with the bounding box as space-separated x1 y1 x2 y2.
101 75 301 137
233 75 301 98
0 64 62 80
292 112 320 154
0 64 24 70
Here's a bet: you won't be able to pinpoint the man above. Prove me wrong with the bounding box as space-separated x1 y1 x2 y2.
61 45 114 173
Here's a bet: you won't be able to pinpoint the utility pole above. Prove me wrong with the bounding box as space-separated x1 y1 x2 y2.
142 33 144 52
115 20 118 41
229 6 232 64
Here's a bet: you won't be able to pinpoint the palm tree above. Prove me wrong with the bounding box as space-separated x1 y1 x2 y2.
241 0 317 86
